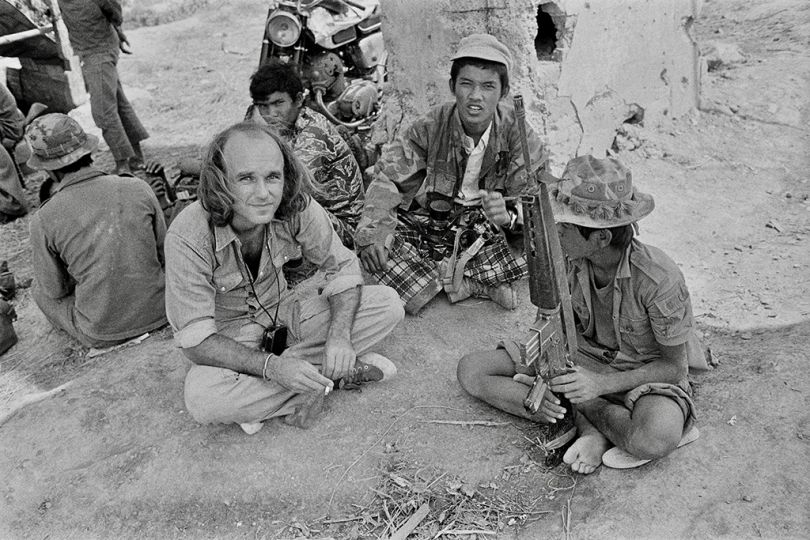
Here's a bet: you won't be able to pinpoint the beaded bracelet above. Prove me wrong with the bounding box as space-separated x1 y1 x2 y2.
261 354 272 381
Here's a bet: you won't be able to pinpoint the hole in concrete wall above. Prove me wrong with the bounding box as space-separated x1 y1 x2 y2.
625 104 645 125
535 3 560 61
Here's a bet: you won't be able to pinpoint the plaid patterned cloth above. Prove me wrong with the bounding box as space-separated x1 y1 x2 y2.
366 211 527 311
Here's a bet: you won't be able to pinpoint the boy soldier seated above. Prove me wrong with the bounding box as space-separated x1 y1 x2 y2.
458 156 704 472
354 33 546 314
165 122 403 435
26 114 167 347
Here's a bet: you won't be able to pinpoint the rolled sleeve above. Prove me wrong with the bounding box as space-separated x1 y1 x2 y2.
164 227 218 348
649 281 693 346
294 197 363 296
174 318 217 349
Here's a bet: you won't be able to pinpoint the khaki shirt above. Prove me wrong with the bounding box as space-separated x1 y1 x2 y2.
569 239 704 376
165 198 363 348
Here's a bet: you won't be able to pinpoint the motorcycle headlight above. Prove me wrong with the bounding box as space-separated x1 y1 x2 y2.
266 11 301 48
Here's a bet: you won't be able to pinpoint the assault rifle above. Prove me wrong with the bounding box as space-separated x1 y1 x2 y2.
514 95 578 465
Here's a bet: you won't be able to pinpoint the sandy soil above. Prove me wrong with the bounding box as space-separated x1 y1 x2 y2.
0 0 808 538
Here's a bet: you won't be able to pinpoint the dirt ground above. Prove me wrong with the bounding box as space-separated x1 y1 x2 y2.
1 0 809 538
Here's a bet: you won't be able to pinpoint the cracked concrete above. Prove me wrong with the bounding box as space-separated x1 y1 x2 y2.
379 0 702 170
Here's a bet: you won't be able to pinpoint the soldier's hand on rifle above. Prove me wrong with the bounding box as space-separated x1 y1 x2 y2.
479 190 511 227
359 243 389 273
514 374 568 423
550 366 603 404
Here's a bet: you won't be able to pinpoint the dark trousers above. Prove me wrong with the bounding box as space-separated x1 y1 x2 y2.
80 52 149 162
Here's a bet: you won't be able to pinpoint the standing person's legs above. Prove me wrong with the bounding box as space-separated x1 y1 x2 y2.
113 73 149 163
81 53 135 168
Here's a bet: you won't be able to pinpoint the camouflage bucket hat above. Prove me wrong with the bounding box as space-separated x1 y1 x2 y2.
26 113 98 171
550 155 655 228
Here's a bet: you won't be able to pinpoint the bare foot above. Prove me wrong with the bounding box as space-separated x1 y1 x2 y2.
563 414 610 474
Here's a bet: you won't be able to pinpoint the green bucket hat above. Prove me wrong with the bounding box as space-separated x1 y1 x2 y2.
550 155 655 228
26 113 98 171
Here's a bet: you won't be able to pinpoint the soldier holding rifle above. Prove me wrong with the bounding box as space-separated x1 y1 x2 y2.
355 34 546 314
458 155 705 473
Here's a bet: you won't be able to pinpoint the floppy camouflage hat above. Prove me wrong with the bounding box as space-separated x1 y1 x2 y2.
26 113 98 171
451 33 513 74
550 155 655 228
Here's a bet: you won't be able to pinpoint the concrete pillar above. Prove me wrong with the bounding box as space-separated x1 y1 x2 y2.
378 0 701 171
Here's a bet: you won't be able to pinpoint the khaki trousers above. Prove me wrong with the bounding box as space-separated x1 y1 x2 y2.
183 285 403 425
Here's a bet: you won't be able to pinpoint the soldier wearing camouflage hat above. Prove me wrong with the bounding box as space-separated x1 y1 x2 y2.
459 155 706 474
26 113 167 347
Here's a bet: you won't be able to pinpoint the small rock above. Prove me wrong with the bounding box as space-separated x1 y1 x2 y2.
727 415 737 425
740 332 752 340
702 40 745 70
742 495 753 502
785 192 793 198
765 220 783 232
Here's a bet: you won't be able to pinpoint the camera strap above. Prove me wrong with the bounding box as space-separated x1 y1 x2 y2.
246 229 283 328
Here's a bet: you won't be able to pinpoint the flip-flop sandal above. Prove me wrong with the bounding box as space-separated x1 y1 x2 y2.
602 426 700 469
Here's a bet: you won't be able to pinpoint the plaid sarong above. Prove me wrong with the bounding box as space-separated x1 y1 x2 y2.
366 211 527 312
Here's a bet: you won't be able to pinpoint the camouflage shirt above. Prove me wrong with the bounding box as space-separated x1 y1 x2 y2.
57 0 123 56
277 107 365 232
355 100 546 247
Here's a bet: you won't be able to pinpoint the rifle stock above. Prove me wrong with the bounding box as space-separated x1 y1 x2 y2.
514 95 578 464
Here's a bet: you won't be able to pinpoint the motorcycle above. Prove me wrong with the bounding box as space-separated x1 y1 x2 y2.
259 0 387 169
